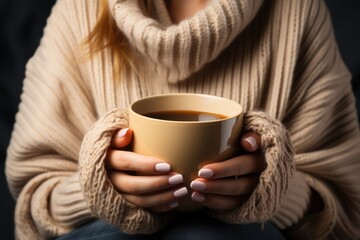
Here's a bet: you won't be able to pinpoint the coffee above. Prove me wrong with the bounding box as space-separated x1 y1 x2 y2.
144 110 227 121
129 93 244 211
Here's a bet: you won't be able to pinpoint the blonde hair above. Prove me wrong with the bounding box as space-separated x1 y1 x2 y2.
84 0 153 77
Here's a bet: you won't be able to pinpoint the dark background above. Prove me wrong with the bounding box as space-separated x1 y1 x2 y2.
1 1 359 239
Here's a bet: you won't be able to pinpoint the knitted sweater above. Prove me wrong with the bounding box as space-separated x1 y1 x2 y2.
5 0 360 239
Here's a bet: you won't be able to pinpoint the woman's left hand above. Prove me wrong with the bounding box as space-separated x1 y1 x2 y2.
190 132 266 212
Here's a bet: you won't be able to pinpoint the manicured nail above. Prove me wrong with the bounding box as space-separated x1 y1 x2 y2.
174 187 188 198
155 163 171 173
168 174 183 185
244 136 257 149
168 201 179 209
190 180 206 191
191 192 205 202
198 169 214 178
118 128 129 138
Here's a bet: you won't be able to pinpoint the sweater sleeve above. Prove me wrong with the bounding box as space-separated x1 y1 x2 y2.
5 1 172 238
276 1 360 239
78 108 173 234
211 1 360 239
210 111 297 223
5 1 95 239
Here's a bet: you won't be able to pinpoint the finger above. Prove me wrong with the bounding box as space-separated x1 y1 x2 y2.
241 132 261 152
150 201 179 213
110 128 133 149
191 192 248 212
122 187 188 208
106 149 171 174
190 175 259 196
108 171 184 194
198 153 265 179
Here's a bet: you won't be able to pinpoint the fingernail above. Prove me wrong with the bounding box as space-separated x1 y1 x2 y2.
168 174 183 185
190 180 206 191
198 169 214 178
244 136 257 149
168 201 179 209
191 192 205 202
155 163 171 173
118 128 129 138
174 187 188 198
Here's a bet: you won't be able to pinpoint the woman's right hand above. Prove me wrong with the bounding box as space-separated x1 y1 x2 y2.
106 128 188 213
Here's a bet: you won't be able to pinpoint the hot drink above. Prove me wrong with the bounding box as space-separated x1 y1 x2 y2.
144 110 227 121
129 93 244 211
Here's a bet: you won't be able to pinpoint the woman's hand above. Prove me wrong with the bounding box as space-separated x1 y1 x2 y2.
190 132 266 212
106 128 188 213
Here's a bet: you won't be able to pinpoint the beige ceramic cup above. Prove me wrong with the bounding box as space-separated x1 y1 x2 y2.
128 93 244 211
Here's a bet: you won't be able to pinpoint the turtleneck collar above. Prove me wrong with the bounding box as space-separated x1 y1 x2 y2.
109 0 263 83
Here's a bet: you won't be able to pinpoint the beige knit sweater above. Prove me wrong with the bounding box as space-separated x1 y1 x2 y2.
5 0 360 239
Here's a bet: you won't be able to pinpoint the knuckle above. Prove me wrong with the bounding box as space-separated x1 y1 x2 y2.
125 195 146 207
125 182 139 194
135 198 147 207
114 151 131 170
153 177 168 190
153 192 176 207
108 172 124 192
122 177 144 194
164 192 176 202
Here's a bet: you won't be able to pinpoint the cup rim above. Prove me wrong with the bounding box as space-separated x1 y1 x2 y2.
129 93 243 124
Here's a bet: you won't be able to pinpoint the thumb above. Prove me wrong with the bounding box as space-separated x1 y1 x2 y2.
110 128 133 149
240 131 261 152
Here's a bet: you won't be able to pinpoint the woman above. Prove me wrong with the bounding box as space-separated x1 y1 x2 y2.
5 0 360 239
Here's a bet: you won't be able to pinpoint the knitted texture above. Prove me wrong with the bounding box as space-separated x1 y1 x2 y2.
271 172 311 229
79 108 172 234
211 111 295 222
5 0 360 239
110 0 263 82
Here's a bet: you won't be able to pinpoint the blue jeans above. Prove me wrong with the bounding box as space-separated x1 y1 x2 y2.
57 213 285 240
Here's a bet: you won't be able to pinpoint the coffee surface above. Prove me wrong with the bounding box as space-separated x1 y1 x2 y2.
144 110 227 121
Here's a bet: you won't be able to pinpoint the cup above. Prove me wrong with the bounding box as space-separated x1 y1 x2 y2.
128 93 244 211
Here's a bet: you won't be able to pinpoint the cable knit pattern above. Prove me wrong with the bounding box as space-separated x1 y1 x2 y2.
5 0 360 239
211 111 295 222
79 108 172 233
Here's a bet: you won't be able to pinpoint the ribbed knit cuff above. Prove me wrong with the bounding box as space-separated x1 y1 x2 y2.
280 173 338 239
15 172 77 240
210 111 295 223
78 108 171 234
50 173 93 228
270 171 311 228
